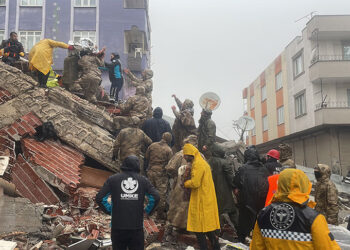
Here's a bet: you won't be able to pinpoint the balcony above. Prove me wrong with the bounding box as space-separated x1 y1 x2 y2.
309 55 350 83
307 15 350 40
314 101 350 126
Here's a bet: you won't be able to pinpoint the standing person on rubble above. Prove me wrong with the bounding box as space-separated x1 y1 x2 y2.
96 155 160 250
113 117 152 175
233 145 269 243
142 107 174 146
171 94 196 152
124 68 153 103
198 109 216 153
183 143 221 250
29 39 74 88
264 149 282 176
250 169 340 250
0 32 25 65
103 52 123 102
145 132 173 221
314 164 339 225
114 86 151 130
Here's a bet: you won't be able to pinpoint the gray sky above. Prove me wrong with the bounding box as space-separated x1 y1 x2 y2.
149 0 350 140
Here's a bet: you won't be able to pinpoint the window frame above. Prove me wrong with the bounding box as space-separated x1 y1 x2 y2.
73 31 96 44
251 128 256 136
74 0 96 7
347 89 350 107
294 90 307 118
261 85 267 102
0 0 6 6
262 115 268 132
275 71 283 91
250 95 255 109
124 0 146 9
19 31 42 53
277 106 284 125
342 42 350 60
20 0 43 6
0 30 4 42
293 49 304 79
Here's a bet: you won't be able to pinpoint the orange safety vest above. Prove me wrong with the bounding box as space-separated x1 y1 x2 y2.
265 174 279 207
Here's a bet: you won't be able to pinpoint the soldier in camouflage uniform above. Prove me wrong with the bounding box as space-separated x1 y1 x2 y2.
171 95 197 153
198 108 216 153
124 69 153 103
113 86 151 130
113 117 152 175
145 132 173 220
278 143 296 169
314 164 339 225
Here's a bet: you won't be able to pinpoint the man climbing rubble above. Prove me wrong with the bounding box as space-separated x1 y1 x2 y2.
198 108 216 153
314 164 339 225
0 32 24 65
96 155 160 250
145 132 173 220
171 94 196 152
113 117 152 175
124 68 153 103
113 86 151 129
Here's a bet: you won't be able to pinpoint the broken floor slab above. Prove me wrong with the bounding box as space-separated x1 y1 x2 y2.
0 240 17 250
80 166 113 189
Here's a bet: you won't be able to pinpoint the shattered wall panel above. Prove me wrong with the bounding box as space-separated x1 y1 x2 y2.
0 132 15 182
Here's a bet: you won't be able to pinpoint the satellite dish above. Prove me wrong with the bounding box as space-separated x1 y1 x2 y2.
199 92 221 111
236 116 255 131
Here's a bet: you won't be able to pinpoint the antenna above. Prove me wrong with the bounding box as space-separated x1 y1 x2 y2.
295 11 317 23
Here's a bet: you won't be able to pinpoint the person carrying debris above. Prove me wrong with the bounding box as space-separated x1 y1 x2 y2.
113 117 152 175
183 143 221 250
124 68 153 103
29 39 74 88
198 108 216 153
103 52 123 102
233 145 269 243
145 132 173 220
0 32 25 65
142 107 174 146
250 168 341 250
96 155 160 250
314 164 339 225
171 94 196 152
113 86 151 130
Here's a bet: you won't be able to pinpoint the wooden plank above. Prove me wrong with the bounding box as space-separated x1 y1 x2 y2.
79 166 113 189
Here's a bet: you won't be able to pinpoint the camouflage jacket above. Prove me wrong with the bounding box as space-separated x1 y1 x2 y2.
119 95 151 119
165 150 186 179
198 118 216 151
172 110 196 152
127 71 153 100
145 140 173 170
78 54 104 77
113 127 152 162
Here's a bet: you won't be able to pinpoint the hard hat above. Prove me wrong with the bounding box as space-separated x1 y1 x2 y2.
267 149 280 160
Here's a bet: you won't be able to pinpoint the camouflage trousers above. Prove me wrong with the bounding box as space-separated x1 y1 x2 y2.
147 167 168 220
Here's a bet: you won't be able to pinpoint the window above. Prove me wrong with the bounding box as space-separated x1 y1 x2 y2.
124 0 145 8
251 128 256 136
19 31 41 52
0 30 4 42
0 0 6 6
343 43 350 60
347 89 350 107
277 106 284 125
73 31 96 44
250 95 255 109
74 0 96 7
293 51 304 78
275 71 282 90
124 27 147 54
20 0 43 6
295 92 306 117
261 85 267 101
262 115 268 131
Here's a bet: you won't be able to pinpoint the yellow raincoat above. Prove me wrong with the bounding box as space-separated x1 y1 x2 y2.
250 169 340 250
29 39 68 75
183 143 220 232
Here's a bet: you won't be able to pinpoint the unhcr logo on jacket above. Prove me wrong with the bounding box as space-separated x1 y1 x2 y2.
121 177 139 200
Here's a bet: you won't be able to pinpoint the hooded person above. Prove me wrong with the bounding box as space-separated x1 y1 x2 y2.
233 145 270 243
278 143 296 169
124 68 153 103
198 108 216 153
96 155 160 250
250 169 340 250
183 143 221 250
103 52 123 102
142 107 174 146
314 164 339 225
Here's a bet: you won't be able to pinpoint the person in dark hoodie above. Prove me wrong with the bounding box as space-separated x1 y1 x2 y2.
142 107 174 146
104 52 123 102
96 155 160 250
233 145 269 243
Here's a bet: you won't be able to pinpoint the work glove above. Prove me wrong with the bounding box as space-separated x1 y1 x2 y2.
67 45 74 50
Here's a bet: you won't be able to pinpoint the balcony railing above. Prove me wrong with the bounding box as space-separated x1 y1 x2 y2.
311 54 350 65
315 101 350 110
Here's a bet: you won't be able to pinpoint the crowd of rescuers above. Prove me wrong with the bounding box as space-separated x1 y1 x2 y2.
0 34 344 250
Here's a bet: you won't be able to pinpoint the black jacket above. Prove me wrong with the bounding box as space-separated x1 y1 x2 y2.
233 160 269 214
96 156 160 230
0 39 24 59
264 158 282 175
142 107 174 146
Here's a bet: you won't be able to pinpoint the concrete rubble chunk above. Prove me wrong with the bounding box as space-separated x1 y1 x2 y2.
80 166 113 189
0 240 17 250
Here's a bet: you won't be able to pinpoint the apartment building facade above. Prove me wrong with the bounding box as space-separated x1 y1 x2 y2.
243 15 350 175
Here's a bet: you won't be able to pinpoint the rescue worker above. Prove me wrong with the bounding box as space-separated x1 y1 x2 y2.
113 117 152 175
183 143 220 250
206 143 238 230
29 39 73 88
142 107 174 146
104 52 123 102
314 164 339 225
171 94 196 152
278 143 296 168
145 132 173 220
233 145 269 243
96 155 160 250
198 108 216 153
124 68 153 103
0 32 24 65
265 149 282 175
250 168 341 250
74 47 106 103
113 86 151 130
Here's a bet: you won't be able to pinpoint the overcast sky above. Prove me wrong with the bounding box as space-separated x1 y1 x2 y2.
149 0 350 140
